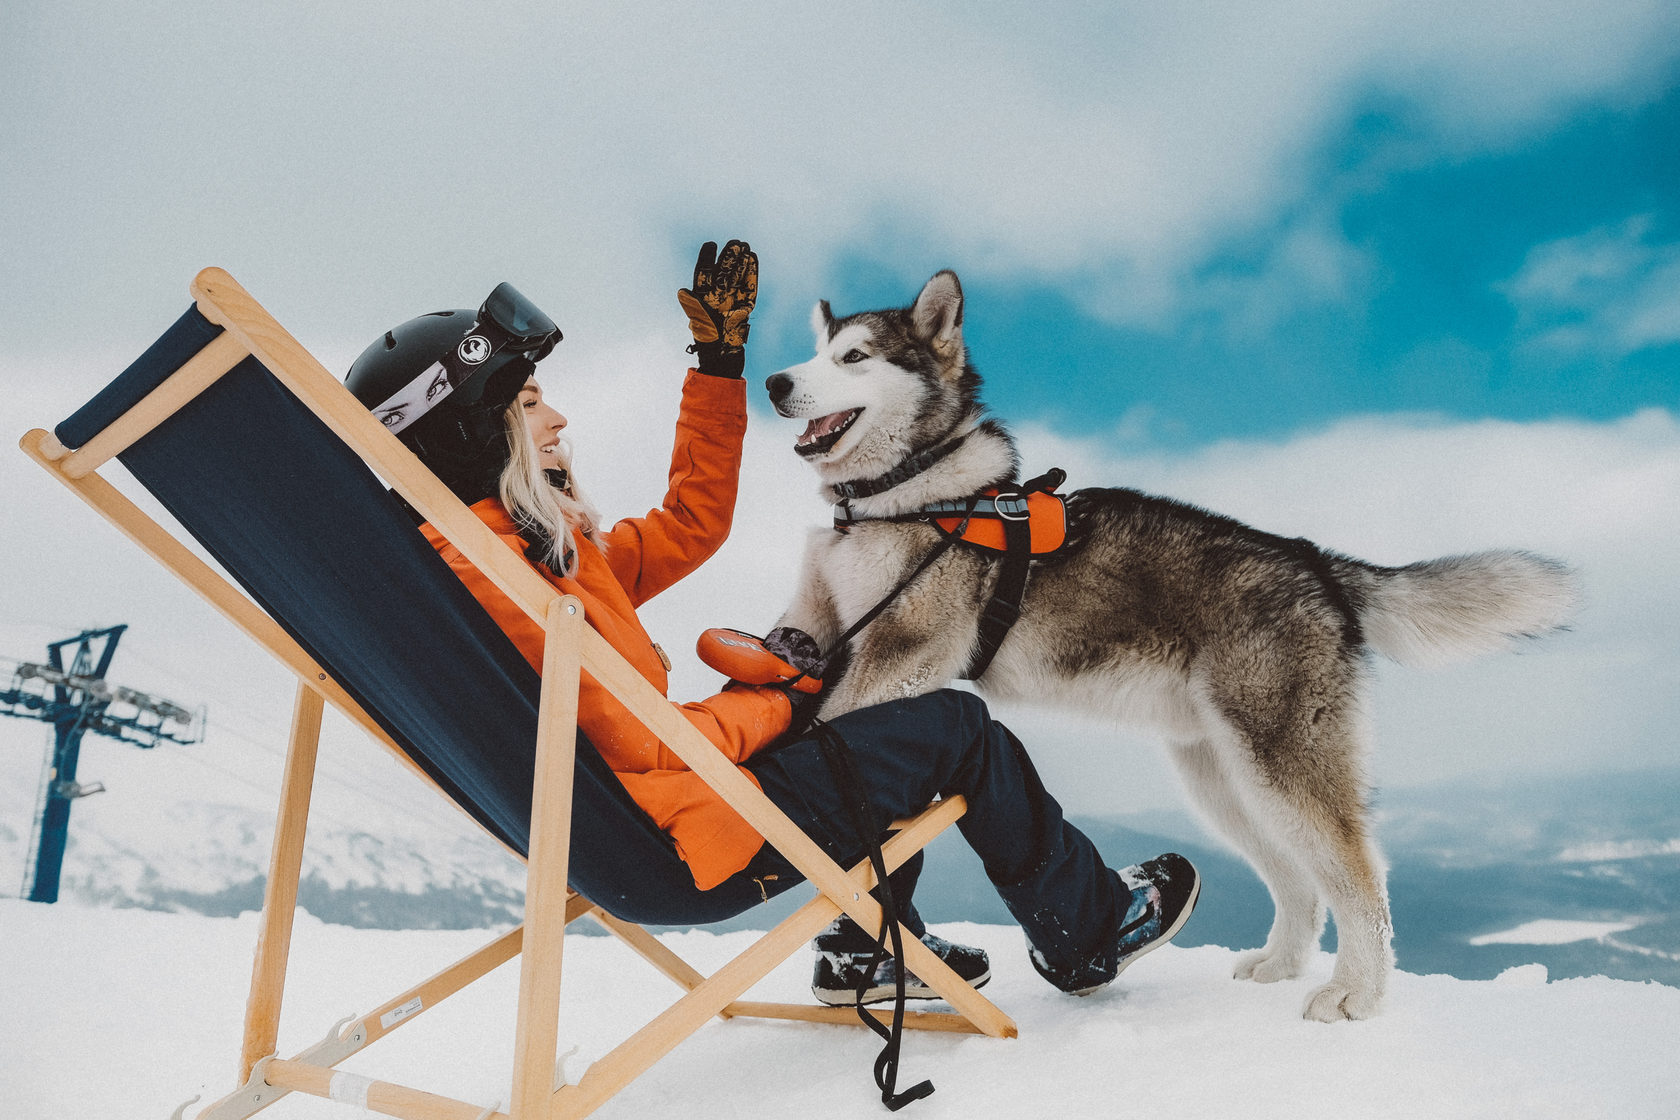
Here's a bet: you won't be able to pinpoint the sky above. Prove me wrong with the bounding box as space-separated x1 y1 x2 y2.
2 2 1679 830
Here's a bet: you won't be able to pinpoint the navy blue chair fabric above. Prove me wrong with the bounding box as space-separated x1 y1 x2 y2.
58 307 772 926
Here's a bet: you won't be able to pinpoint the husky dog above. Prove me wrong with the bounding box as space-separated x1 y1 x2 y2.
763 270 1577 1021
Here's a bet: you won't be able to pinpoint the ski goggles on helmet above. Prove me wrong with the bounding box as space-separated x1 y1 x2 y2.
371 282 562 435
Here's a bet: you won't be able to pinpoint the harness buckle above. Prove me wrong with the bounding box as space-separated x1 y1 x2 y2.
992 490 1029 521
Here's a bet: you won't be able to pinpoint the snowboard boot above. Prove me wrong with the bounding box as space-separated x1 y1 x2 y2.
812 920 992 1006
1029 851 1201 996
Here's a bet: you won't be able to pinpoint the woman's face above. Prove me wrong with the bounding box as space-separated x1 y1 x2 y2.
517 377 568 471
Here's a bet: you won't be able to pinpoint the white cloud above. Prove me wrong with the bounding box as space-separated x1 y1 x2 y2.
550 0 1680 331
1503 215 1680 355
4 1 1677 353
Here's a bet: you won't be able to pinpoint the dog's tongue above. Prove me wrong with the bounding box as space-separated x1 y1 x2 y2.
798 409 853 447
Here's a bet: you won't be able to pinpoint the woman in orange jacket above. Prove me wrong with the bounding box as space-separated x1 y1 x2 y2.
345 242 1000 1013
345 242 1198 1038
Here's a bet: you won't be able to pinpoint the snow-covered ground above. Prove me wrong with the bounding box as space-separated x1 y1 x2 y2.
5 899 1677 1120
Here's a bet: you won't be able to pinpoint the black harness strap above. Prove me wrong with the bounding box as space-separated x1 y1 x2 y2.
954 468 1064 680
834 491 1027 531
960 493 1031 681
813 718 936 1111
827 469 1067 683
788 500 978 696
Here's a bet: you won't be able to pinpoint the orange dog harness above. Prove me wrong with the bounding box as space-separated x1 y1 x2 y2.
831 468 1069 678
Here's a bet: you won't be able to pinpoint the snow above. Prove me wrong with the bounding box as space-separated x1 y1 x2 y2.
1470 919 1642 946
5 900 1677 1120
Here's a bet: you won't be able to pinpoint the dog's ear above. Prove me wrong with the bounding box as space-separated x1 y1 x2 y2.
911 271 964 363
810 300 837 344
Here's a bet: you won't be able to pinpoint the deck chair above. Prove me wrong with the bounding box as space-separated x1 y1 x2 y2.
22 268 1015 1120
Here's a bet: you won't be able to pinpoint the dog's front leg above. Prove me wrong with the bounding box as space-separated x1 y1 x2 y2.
816 607 973 719
773 535 846 654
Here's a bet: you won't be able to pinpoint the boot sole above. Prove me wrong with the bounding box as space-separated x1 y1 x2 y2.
812 967 993 1007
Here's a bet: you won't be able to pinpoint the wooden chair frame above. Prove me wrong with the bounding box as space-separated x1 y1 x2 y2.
21 268 1015 1120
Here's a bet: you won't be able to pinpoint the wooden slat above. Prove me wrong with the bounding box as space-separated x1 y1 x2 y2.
567 634 1019 1041
510 599 585 1120
35 430 70 460
17 428 505 851
263 1061 506 1120
190 267 560 630
356 925 525 1051
195 926 532 1120
59 330 249 478
240 682 325 1082
550 796 984 1120
722 1002 984 1034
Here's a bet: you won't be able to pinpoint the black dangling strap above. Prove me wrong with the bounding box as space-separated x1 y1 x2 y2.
813 719 935 1111
781 508 974 694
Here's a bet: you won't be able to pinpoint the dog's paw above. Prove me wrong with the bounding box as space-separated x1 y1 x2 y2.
1302 981 1381 1021
1233 948 1305 983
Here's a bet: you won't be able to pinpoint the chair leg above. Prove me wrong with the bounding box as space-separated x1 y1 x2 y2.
510 600 585 1120
239 681 325 1083
549 797 1013 1120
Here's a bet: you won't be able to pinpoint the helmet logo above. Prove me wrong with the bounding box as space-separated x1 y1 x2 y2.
457 334 493 365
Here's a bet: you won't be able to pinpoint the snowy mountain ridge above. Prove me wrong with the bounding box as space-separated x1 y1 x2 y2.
7 719 1679 986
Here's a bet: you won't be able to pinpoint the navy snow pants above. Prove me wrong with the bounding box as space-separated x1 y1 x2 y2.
734 689 1128 992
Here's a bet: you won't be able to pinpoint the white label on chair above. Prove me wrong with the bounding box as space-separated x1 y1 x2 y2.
328 1071 374 1108
380 997 424 1029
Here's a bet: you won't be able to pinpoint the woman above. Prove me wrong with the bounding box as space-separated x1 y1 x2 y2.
344 241 1199 1018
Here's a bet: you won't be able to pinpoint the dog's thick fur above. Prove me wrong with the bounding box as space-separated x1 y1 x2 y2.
764 270 1578 1021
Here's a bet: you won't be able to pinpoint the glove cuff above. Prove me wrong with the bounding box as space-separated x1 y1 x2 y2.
689 339 745 379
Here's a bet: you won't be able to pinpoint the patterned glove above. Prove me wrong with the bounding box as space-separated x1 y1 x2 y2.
677 239 758 378
763 626 827 734
763 626 825 678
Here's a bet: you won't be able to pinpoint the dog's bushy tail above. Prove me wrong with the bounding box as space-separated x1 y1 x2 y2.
1346 550 1579 668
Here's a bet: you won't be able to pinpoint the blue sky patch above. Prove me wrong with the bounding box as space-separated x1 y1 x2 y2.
755 80 1680 449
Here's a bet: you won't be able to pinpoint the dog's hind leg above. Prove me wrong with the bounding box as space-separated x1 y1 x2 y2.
1278 791 1392 1021
1194 648 1394 1020
1168 738 1323 984
1214 725 1392 1020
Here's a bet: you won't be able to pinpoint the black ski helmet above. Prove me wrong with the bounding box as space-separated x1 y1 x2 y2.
346 283 561 504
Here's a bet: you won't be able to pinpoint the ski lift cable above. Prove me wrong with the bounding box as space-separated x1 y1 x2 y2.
173 729 472 839
111 636 472 833
11 635 493 842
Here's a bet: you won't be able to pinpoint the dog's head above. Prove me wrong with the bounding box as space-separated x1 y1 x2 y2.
766 271 983 483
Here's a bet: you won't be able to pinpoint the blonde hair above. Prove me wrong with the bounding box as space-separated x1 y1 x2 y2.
499 402 605 577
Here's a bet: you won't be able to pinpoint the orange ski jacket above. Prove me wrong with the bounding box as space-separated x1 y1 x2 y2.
421 370 791 889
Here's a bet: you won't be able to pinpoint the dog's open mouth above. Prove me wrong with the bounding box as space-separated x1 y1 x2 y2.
795 408 862 458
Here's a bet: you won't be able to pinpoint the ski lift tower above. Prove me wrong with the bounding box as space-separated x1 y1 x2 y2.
1 625 204 902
